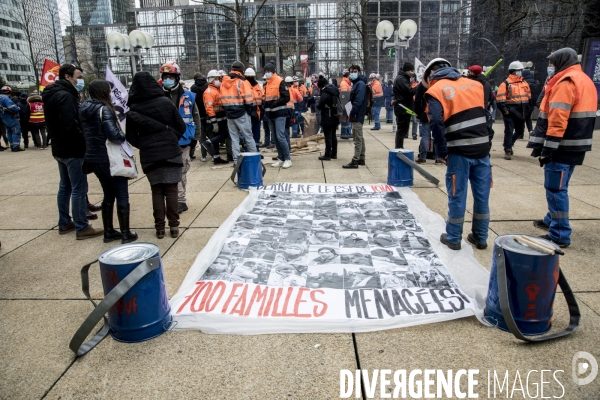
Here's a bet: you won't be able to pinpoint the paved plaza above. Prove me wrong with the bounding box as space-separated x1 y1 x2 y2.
1 122 599 399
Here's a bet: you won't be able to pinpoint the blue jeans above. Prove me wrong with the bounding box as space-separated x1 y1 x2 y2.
92 162 129 206
418 122 437 160
55 157 89 233
251 119 261 146
445 154 492 244
262 118 273 145
291 120 300 138
227 114 257 162
269 117 289 161
297 111 304 133
6 124 21 149
372 106 381 129
543 162 575 244
340 122 352 138
411 116 418 138
385 106 393 122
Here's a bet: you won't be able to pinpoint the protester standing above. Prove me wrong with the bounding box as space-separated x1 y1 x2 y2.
17 93 30 148
80 79 137 244
0 86 23 152
343 65 368 169
26 93 47 149
339 69 353 139
263 62 292 169
383 80 393 123
201 70 230 165
43 64 103 239
126 71 186 239
369 73 384 130
190 72 209 161
527 48 596 248
245 68 264 147
316 76 339 161
392 63 416 148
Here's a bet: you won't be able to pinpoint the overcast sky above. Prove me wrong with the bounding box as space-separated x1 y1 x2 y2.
56 0 141 34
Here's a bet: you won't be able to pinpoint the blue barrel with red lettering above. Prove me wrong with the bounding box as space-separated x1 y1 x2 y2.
98 243 171 343
237 152 263 190
484 235 560 335
387 149 414 187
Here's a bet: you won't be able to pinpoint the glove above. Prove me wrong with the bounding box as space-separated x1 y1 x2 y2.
539 157 552 167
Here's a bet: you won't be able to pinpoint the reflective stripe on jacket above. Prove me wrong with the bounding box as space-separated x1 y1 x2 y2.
264 73 290 119
29 101 45 123
527 64 596 158
250 83 264 119
290 85 303 110
220 71 254 119
178 89 196 146
426 76 490 158
496 75 531 110
203 85 226 123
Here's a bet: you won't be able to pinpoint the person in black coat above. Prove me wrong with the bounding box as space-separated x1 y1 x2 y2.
17 93 30 148
316 77 339 160
80 79 138 244
521 68 541 136
392 63 416 149
126 71 186 239
189 72 208 160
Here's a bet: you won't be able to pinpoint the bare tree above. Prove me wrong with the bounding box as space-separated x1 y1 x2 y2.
62 0 81 67
189 0 268 66
45 0 63 64
336 0 371 73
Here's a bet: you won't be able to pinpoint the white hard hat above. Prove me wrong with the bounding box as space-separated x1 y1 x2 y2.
285 76 293 83
508 61 524 71
376 73 381 79
207 69 220 78
369 73 377 79
293 76 299 81
218 69 226 76
423 58 452 85
461 69 469 76
244 68 256 76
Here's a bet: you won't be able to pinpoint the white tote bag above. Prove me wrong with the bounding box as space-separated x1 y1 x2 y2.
101 107 138 179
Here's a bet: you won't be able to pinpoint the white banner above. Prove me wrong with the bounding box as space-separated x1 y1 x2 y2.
415 57 426 83
105 66 129 129
170 184 490 334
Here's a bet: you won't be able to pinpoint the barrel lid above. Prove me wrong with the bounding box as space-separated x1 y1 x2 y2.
99 243 159 265
389 148 413 154
241 152 261 156
495 234 559 255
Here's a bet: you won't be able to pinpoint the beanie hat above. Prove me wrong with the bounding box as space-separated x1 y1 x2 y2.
263 62 276 72
402 62 415 72
21 92 28 98
468 65 483 75
317 76 328 88
231 61 245 73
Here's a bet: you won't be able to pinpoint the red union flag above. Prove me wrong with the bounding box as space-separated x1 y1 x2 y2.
39 58 60 92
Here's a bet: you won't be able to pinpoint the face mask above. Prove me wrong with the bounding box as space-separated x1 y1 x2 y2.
294 82 299 86
547 67 555 77
514 71 522 77
214 80 221 87
349 73 358 80
74 78 84 92
264 72 273 79
163 78 175 89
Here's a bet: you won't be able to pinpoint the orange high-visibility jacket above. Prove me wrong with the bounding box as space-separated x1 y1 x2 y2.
249 83 264 119
426 76 490 158
220 71 254 119
203 84 226 123
339 77 352 92
264 73 290 119
299 84 308 99
371 79 384 98
527 64 596 158
496 74 531 112
290 85 303 108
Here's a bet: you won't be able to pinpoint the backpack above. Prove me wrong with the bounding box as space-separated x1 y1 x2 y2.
331 94 344 117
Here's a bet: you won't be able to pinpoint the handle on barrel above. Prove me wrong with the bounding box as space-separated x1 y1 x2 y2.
494 247 580 342
395 151 439 186
230 154 245 186
69 256 161 356
261 161 266 177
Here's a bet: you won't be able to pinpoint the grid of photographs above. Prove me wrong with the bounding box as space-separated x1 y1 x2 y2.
201 190 458 291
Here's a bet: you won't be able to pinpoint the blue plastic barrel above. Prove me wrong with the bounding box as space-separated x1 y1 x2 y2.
387 149 414 187
484 235 560 335
237 152 263 190
98 243 171 343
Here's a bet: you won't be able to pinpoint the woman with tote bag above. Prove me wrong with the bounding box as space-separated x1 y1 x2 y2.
126 72 186 239
79 79 138 244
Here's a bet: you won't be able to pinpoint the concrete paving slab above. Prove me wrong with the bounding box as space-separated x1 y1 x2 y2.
489 220 600 292
46 332 357 399
277 167 326 183
569 185 600 209
577 293 600 318
0 229 46 256
355 299 600 399
0 300 94 400
0 195 60 229
325 168 377 184
0 229 179 299
161 227 216 298
190 191 248 228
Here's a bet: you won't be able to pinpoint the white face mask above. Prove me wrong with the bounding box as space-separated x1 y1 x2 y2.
214 80 221 87
264 72 273 79
514 71 522 77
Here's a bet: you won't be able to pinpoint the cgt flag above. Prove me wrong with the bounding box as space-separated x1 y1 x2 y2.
39 59 60 92
105 66 129 129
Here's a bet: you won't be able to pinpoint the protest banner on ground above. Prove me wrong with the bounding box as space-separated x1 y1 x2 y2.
171 184 490 334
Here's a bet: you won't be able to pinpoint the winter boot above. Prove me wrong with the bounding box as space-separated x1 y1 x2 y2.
342 159 359 169
116 204 138 244
102 202 123 243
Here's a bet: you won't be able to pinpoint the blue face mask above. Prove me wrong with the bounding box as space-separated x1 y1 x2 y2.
74 78 84 92
547 67 555 77
349 72 358 80
163 78 175 89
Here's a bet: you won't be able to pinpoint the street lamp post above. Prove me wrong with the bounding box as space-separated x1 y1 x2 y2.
107 30 154 82
376 19 417 132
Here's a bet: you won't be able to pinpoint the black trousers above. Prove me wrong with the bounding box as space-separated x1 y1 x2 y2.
30 123 47 147
151 183 179 230
322 124 338 157
394 112 411 148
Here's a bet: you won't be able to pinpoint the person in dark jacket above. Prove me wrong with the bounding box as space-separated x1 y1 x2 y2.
190 72 208 161
468 65 495 139
343 64 368 169
316 76 339 160
521 68 541 136
392 62 416 149
42 64 104 240
126 71 186 239
383 80 393 123
18 93 30 148
413 80 441 164
80 79 138 244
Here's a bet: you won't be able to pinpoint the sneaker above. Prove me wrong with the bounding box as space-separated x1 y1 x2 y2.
213 157 229 165
504 151 512 160
178 202 188 214
416 158 426 164
440 233 461 250
467 233 487 249
58 222 76 235
76 225 104 240
200 157 207 162
539 234 569 248
201 140 215 156
282 160 292 169
342 160 359 169
272 160 283 167
533 220 549 231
